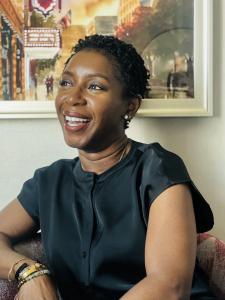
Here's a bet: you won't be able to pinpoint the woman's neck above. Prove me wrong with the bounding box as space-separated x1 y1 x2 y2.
78 136 131 174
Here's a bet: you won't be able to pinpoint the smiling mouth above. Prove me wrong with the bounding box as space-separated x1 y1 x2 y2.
65 115 90 126
63 115 91 132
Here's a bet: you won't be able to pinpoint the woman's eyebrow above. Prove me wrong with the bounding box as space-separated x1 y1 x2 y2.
62 70 110 82
86 73 110 82
61 70 74 77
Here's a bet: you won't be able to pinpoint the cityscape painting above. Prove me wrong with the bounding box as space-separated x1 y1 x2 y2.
0 0 213 117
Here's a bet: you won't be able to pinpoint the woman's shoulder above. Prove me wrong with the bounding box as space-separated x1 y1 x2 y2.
131 140 189 182
32 157 78 178
132 140 183 162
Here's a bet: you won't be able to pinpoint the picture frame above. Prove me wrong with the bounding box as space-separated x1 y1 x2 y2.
0 0 213 119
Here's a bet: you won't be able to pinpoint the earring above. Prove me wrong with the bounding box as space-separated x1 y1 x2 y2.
124 114 131 129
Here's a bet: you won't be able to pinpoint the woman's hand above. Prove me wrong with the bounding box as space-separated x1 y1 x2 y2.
15 275 59 300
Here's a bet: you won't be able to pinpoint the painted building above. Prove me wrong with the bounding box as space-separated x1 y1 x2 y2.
0 0 25 100
118 0 158 25
54 25 86 77
86 16 117 36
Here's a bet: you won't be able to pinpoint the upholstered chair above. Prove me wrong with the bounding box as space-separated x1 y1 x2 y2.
0 232 225 300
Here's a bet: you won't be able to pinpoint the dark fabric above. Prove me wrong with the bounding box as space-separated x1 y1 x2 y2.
17 141 214 300
190 262 216 300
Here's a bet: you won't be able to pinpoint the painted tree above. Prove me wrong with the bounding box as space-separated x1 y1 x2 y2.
115 0 194 53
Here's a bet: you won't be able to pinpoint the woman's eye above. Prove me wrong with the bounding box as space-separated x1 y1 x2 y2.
59 79 72 87
88 83 103 90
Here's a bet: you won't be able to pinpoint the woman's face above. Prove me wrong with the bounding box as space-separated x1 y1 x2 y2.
55 50 131 151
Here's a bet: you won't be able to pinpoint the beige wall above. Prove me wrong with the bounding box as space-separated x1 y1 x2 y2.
0 0 224 240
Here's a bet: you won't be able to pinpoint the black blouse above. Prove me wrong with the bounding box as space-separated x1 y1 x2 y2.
18 141 214 300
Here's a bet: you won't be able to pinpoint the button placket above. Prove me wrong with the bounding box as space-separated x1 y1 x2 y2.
81 173 101 286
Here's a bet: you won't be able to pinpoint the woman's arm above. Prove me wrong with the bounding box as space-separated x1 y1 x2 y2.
0 199 39 279
0 199 59 299
120 184 197 300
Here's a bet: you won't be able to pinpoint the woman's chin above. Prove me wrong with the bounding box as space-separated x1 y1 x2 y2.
64 136 81 149
63 133 89 150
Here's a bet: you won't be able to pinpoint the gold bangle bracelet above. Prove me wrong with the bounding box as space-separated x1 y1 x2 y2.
8 258 34 282
18 263 46 281
18 269 51 289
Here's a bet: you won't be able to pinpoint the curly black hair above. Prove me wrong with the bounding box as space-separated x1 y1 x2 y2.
64 34 149 100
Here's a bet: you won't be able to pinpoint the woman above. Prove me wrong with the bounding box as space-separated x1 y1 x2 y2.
0 35 214 300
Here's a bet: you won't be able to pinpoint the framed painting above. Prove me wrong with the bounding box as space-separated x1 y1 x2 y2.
0 0 213 118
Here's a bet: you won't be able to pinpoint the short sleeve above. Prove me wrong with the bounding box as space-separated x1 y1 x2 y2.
17 169 40 227
140 143 214 233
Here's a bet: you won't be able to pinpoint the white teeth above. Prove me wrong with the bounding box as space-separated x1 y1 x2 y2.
67 122 82 127
65 116 89 123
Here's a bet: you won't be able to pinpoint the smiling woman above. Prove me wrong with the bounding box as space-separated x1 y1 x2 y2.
56 49 136 152
0 35 215 300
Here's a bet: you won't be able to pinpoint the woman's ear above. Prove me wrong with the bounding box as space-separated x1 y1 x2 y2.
127 95 141 118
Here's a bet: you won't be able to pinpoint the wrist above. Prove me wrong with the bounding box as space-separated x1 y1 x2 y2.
8 257 35 281
16 262 51 289
14 259 36 274
18 268 51 289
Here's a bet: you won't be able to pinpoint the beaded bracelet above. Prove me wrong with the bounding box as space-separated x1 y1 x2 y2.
18 269 51 289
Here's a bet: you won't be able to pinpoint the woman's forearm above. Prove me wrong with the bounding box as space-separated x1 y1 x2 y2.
0 233 59 300
120 275 190 300
0 232 35 280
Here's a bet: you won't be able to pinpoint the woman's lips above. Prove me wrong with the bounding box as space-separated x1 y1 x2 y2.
63 114 91 132
63 110 90 118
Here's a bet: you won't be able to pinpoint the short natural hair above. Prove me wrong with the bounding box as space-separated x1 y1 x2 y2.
64 34 149 100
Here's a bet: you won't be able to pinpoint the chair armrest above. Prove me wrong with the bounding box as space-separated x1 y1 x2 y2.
197 233 225 300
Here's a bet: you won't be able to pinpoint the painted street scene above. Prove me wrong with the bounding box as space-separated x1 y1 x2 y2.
0 0 194 101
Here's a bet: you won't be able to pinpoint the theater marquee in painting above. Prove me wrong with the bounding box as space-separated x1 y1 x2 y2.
0 0 212 117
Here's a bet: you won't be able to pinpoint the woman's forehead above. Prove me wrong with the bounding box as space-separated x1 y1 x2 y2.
63 50 121 80
67 50 112 67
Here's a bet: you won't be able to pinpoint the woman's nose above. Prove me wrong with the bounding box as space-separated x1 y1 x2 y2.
64 87 86 106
